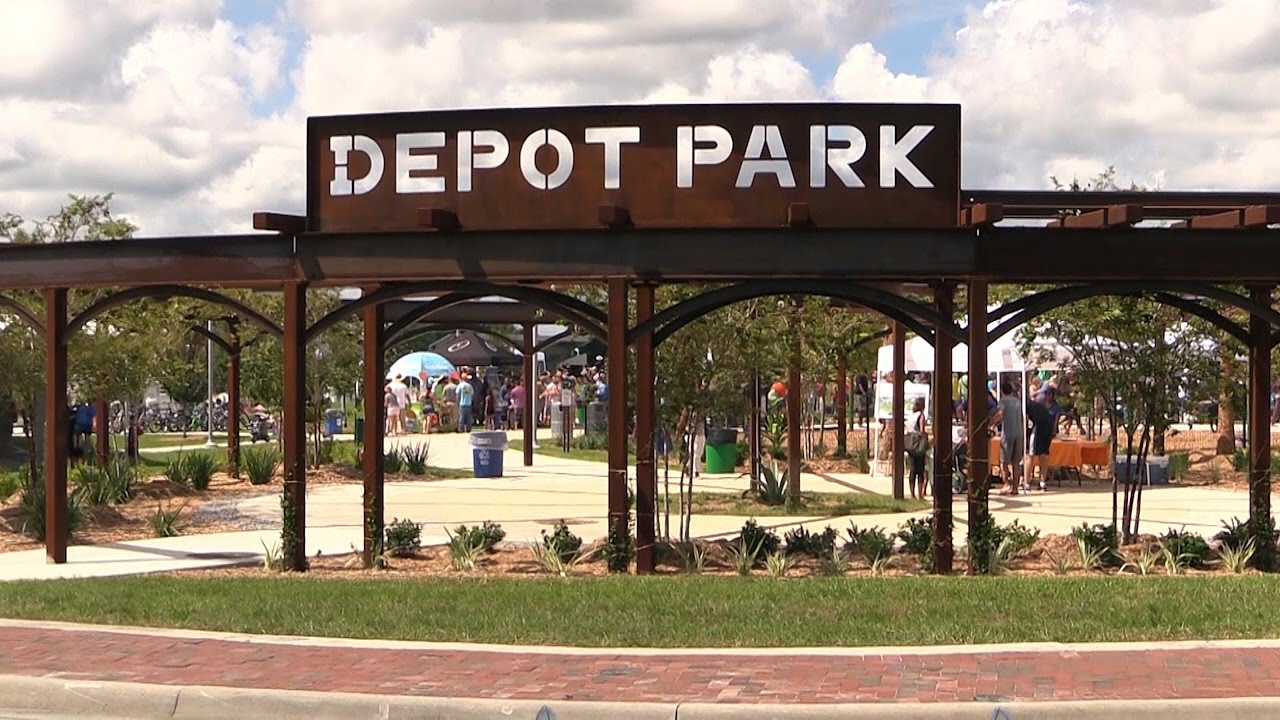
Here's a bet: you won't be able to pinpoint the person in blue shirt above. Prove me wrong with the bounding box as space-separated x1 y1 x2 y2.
457 375 475 430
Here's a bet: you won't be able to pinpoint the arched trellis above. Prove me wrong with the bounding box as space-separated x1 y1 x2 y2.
983 281 1280 343
627 280 962 349
0 293 44 335
308 281 607 344
67 285 282 339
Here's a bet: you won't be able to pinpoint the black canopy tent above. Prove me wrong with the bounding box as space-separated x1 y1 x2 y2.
428 329 522 367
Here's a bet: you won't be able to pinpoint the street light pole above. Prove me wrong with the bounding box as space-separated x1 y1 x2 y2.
204 319 217 448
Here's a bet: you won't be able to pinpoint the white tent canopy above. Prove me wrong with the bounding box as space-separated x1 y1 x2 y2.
876 333 1073 376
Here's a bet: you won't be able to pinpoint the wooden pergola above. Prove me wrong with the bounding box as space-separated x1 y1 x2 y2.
2 102 1278 575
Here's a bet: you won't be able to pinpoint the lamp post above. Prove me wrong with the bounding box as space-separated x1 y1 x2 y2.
204 319 217 448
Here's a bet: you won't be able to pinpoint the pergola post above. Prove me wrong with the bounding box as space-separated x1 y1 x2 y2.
634 282 657 573
226 320 241 476
967 280 991 572
44 288 68 564
94 397 109 468
749 374 761 482
606 278 630 540
282 281 308 571
892 321 906 500
362 302 385 568
787 308 803 502
1249 285 1275 571
836 355 848 456
522 323 535 467
932 284 956 574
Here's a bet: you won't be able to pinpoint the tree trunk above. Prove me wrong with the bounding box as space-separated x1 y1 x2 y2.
1217 348 1237 455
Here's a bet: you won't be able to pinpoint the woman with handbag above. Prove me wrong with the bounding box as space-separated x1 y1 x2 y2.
904 396 931 499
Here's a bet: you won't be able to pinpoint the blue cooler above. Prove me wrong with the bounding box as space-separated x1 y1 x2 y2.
470 430 510 478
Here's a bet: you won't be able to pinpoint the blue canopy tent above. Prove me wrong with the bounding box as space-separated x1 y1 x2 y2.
386 351 456 381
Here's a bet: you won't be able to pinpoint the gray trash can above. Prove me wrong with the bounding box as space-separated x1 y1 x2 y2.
586 400 607 434
470 430 510 478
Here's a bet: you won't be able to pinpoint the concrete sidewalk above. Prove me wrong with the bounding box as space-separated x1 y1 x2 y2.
4 619 1280 718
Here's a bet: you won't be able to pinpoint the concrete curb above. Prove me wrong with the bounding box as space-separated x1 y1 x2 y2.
9 617 1280 658
5 676 1280 720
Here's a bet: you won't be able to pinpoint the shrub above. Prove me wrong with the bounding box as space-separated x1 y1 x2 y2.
1231 449 1249 472
384 517 422 557
602 516 634 573
17 468 84 541
452 520 505 552
1161 528 1210 567
851 447 871 473
897 516 934 570
738 519 780 560
384 449 403 474
446 526 486 570
163 456 191 487
75 458 133 506
784 525 837 558
185 453 217 491
1071 522 1120 566
242 446 279 485
332 441 360 468
1167 453 1190 480
572 433 609 451
1214 515 1279 553
752 462 788 505
541 520 583 562
401 443 430 475
734 438 749 466
997 519 1041 556
847 523 893 563
150 501 185 537
0 471 17 501
307 439 335 467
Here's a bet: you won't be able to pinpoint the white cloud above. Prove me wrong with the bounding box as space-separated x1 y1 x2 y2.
1 0 1279 235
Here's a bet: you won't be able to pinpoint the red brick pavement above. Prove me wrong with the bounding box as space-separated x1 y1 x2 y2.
4 623 1280 704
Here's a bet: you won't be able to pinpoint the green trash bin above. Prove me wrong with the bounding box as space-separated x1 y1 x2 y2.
577 406 587 425
704 427 739 474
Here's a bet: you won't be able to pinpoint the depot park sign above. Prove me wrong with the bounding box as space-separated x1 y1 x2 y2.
306 103 960 232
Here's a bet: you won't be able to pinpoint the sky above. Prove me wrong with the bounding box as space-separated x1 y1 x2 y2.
1 0 1278 235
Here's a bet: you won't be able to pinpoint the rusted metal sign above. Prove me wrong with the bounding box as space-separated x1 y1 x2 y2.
306 103 960 232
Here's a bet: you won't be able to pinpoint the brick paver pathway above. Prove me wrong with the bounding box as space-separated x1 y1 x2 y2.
4 623 1280 704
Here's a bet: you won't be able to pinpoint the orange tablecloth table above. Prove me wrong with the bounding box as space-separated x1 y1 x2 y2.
986 436 1111 476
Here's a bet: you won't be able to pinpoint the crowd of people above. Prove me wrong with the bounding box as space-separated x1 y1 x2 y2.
380 361 610 436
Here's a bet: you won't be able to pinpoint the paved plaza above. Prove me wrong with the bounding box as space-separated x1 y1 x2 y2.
0 430 1263 581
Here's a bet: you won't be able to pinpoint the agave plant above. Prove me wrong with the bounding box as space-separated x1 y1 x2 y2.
750 461 788 505
1121 546 1160 576
764 551 795 578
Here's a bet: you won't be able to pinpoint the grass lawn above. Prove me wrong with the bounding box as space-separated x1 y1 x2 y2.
689 491 929 517
1 575 1279 647
509 439 635 464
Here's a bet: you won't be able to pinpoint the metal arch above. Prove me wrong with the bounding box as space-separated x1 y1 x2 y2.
385 323 521 354
188 324 234 354
986 282 1280 342
0 293 43 335
67 285 282 339
631 281 960 349
307 281 607 343
1151 293 1249 344
852 327 892 350
383 293 482 345
533 328 576 354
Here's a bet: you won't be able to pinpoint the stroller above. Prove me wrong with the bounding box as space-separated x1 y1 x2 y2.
952 437 970 493
248 406 274 443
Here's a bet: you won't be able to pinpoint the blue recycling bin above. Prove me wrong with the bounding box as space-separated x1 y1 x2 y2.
470 430 510 478
324 409 343 437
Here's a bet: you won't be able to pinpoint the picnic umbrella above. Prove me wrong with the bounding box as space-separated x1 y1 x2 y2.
428 330 522 367
386 351 455 380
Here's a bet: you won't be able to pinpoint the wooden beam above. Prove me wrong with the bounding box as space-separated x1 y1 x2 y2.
787 202 813 228
252 212 306 234
44 288 68 564
417 208 462 231
1245 205 1280 228
598 205 632 228
1187 210 1244 229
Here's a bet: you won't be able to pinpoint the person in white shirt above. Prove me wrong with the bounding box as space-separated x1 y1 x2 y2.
388 375 411 434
